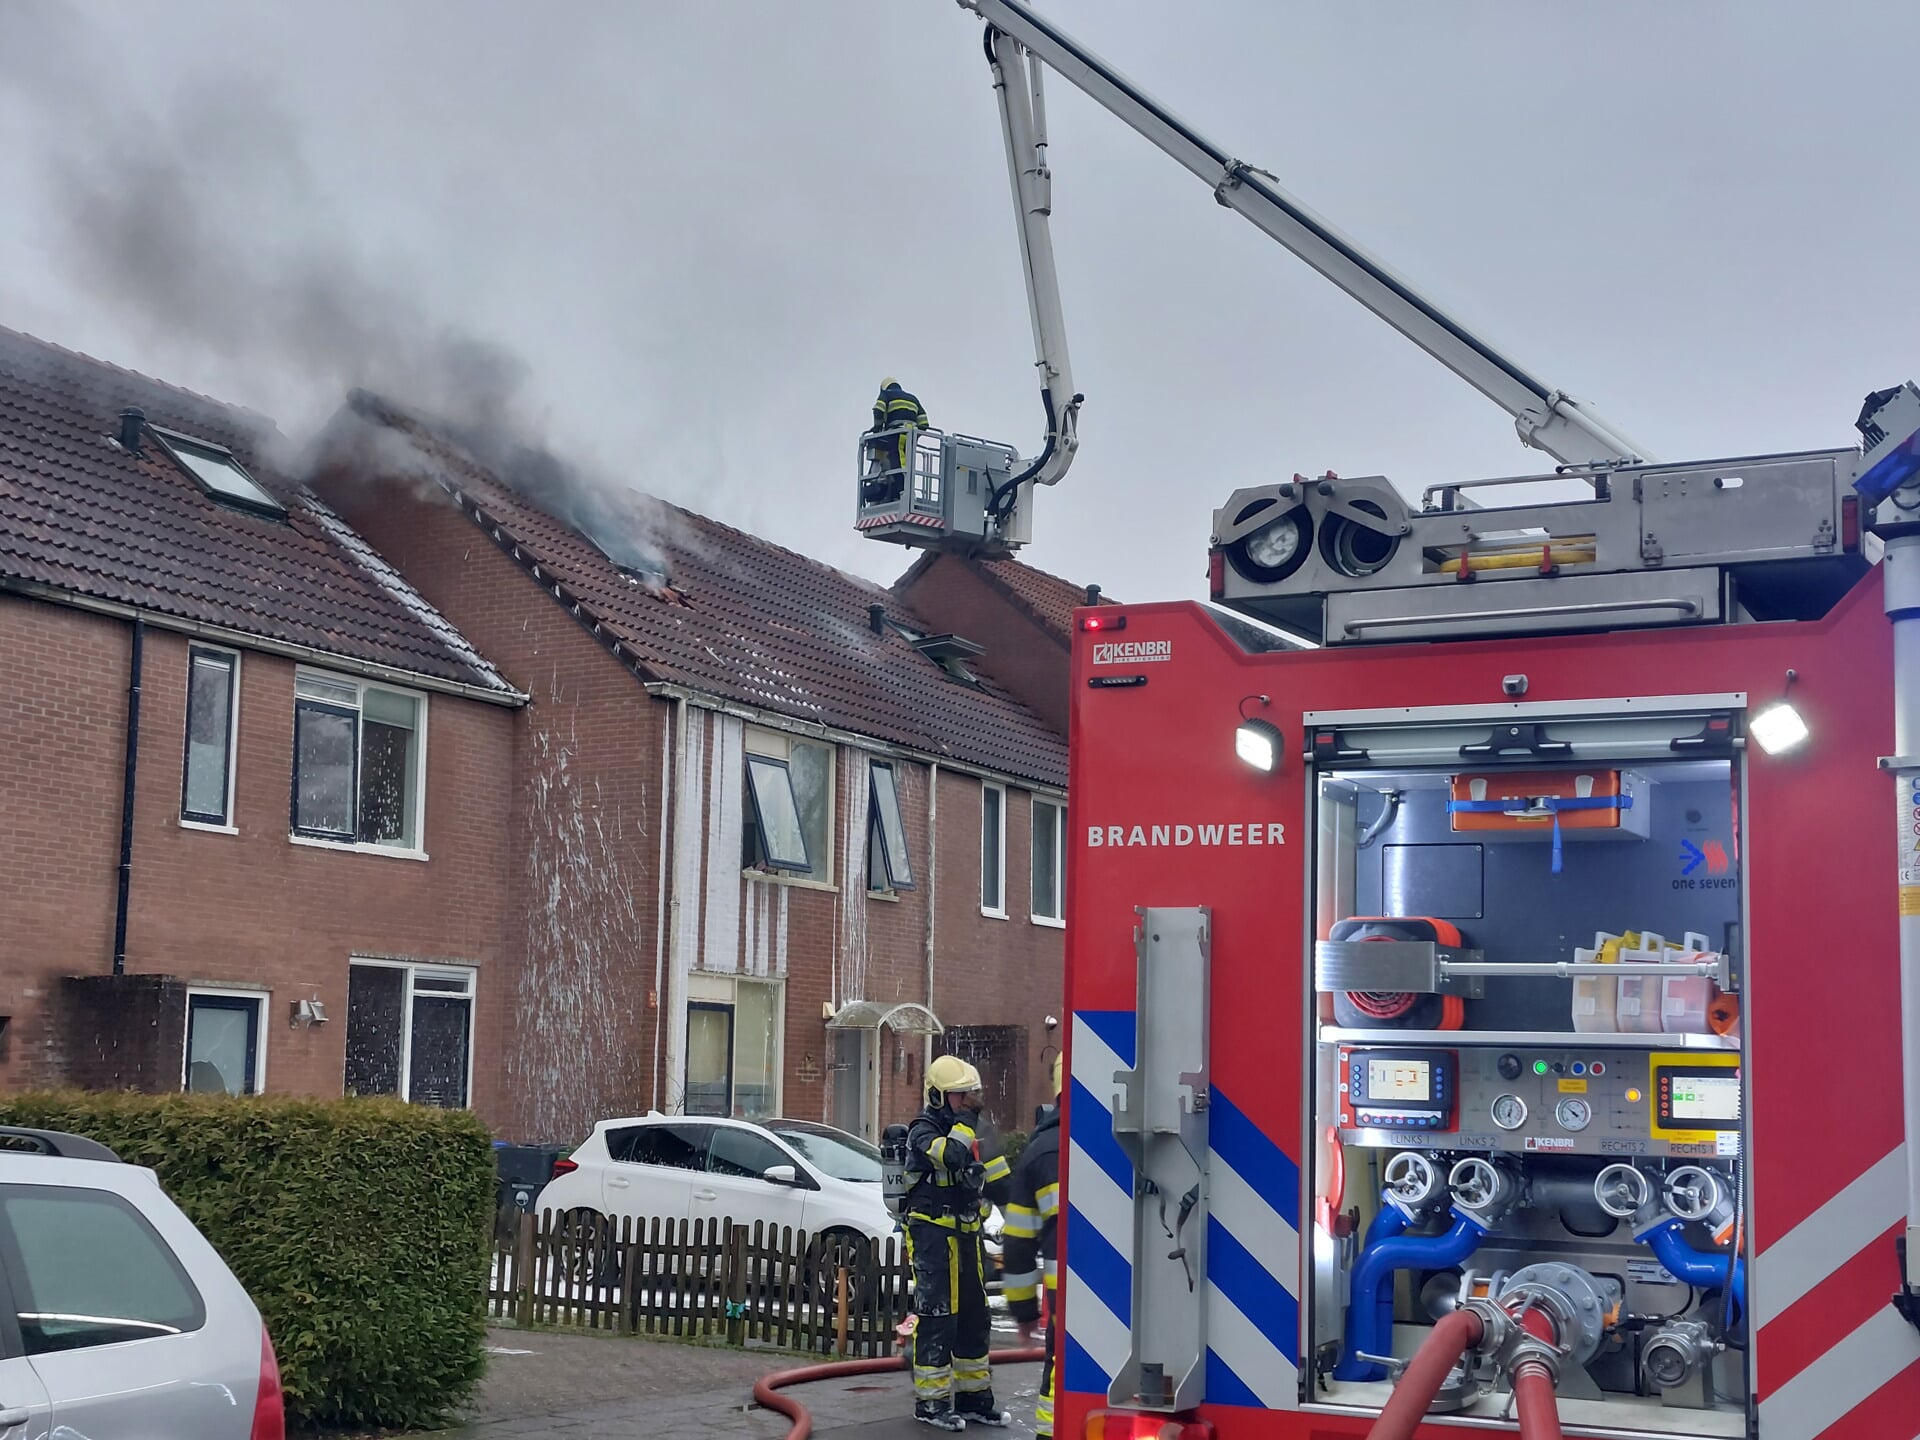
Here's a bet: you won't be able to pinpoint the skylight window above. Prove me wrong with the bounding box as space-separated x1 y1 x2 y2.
150 427 283 517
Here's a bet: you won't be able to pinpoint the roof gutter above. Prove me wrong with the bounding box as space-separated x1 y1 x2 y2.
0 579 529 708
639 681 1066 796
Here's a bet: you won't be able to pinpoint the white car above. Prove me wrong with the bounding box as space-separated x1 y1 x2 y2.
540 1114 898 1286
0 1125 285 1439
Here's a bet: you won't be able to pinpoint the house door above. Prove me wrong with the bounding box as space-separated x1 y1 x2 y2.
686 1003 735 1116
830 1028 872 1140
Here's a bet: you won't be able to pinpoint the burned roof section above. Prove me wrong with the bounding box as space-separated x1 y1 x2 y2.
339 394 1068 788
0 324 515 696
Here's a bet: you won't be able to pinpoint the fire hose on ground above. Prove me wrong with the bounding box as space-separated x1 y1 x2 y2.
752 1347 1045 1440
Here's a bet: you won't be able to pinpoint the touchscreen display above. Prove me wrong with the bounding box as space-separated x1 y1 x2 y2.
1366 1057 1431 1101
1669 1072 1740 1123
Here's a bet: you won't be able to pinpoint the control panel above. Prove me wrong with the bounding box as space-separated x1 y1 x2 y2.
1332 1044 1742 1159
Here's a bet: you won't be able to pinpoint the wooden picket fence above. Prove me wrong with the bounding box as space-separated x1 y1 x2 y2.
488 1207 914 1357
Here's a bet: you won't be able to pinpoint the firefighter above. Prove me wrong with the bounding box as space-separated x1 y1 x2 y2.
1004 1054 1062 1438
904 1053 1013 1430
865 377 930 503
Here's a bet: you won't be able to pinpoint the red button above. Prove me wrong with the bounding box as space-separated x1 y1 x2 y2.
1591 1061 1606 1076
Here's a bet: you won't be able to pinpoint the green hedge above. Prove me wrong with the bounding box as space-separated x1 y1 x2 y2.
0 1091 493 1430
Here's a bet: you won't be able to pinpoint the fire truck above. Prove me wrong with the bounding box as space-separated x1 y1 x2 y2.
856 4 1920 1436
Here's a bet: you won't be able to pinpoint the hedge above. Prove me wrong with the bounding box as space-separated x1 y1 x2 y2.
0 1091 493 1430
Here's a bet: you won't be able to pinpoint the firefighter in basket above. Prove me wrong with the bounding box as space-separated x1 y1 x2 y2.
888 1054 1014 1430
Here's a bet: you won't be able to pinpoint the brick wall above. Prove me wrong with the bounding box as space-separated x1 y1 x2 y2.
894 556 1072 735
0 591 517 1119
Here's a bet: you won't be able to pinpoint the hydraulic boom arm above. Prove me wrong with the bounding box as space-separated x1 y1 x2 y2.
959 0 1653 469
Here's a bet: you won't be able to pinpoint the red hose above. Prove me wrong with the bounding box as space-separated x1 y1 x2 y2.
1512 1363 1563 1440
1364 1308 1485 1440
753 1347 1046 1440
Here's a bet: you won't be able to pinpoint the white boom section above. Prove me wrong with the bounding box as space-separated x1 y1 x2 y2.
988 26 1081 493
959 0 1653 469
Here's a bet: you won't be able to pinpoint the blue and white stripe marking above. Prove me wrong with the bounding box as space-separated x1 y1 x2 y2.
1065 1010 1300 1410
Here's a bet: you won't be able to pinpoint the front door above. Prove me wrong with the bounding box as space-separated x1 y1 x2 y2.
686 1003 735 1117
829 1029 872 1140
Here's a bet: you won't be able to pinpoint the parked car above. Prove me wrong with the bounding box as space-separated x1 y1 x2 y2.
0 1126 284 1439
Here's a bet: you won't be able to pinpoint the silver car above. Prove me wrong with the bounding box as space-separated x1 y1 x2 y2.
0 1126 284 1439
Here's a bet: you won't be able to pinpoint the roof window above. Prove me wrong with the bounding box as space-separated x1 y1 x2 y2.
149 427 284 517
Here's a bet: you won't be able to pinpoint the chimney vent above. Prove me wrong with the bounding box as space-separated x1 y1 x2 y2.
1085 583 1102 605
118 408 146 455
869 603 886 634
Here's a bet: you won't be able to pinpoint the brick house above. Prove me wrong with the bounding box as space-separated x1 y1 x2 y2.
0 326 526 1116
315 394 1075 1142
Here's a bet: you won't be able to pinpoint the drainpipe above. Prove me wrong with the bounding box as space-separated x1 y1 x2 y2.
651 697 676 1111
924 761 939 1074
111 617 144 975
663 698 690 1114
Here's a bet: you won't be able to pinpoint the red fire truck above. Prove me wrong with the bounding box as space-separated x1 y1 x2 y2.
855 4 1920 1435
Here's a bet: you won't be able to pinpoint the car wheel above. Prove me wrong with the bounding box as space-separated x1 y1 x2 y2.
805 1230 864 1310
555 1209 617 1288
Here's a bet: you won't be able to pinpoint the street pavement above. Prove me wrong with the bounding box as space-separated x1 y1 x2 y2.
407 1325 1041 1439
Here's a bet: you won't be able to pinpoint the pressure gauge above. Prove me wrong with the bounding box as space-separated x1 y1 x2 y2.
1490 1094 1528 1130
1555 1097 1593 1132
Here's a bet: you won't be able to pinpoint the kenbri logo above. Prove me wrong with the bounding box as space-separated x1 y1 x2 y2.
1091 639 1172 665
1088 821 1285 848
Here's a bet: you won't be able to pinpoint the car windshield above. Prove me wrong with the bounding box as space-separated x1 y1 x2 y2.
764 1120 883 1183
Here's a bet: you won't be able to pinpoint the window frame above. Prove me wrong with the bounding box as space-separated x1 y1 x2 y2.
148 425 285 518
343 959 474 1108
741 728 836 886
866 761 915 893
981 781 1007 919
1031 795 1066 927
289 669 430 859
179 645 241 832
743 755 811 873
182 987 267 1096
685 974 785 1119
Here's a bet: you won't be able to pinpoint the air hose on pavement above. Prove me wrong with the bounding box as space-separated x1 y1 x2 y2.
753 1347 1045 1440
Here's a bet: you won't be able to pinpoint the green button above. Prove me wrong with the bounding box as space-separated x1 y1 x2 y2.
1533 1060 1549 1075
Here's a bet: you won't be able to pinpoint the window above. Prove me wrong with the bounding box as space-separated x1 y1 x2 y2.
184 990 263 1095
180 647 239 828
610 1122 712 1169
1032 797 1065 925
149 426 284 517
685 976 783 1119
867 761 914 892
981 782 1006 917
0 1186 205 1354
742 730 833 879
344 961 473 1108
707 1127 791 1181
765 1120 883 1183
292 672 426 851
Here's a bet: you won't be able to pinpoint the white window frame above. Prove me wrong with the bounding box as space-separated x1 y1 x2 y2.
981 781 1008 919
1031 796 1066 927
180 644 241 834
866 761 915 894
345 958 475 1108
685 973 786 1119
742 727 836 889
182 986 268 1095
290 669 430 860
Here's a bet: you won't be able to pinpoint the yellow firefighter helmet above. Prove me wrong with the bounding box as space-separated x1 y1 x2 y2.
1051 1053 1063 1099
926 1053 983 1104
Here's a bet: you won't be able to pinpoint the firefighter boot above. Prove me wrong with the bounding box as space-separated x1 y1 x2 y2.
914 1401 967 1431
954 1394 1013 1427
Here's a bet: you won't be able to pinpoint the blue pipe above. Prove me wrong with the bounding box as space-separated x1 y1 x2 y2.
1363 1201 1412 1250
1337 1206 1489 1381
1642 1218 1745 1325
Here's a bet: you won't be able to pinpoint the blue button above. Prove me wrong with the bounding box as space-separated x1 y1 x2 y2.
1572 1062 1586 1076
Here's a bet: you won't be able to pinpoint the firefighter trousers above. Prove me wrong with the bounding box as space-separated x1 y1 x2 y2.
1037 1311 1055 1437
906 1216 994 1413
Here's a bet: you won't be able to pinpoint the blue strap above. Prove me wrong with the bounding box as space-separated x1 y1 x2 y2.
1446 795 1633 873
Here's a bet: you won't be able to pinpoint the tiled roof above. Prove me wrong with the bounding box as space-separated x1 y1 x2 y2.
0 325 514 695
347 397 1069 789
969 556 1115 643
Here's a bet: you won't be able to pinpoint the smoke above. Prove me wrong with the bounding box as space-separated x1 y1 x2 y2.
0 0 672 580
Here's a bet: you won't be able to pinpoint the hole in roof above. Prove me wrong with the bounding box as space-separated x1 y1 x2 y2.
149 427 284 517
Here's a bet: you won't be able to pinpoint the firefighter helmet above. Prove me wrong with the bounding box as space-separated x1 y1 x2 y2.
1051 1053 1062 1098
926 1054 983 1104
881 376 899 390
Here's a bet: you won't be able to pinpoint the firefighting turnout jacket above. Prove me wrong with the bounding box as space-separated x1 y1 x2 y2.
1002 1106 1060 1323
904 1104 1013 1229
872 382 930 435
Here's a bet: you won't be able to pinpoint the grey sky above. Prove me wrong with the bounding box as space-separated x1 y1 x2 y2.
2 0 1915 605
